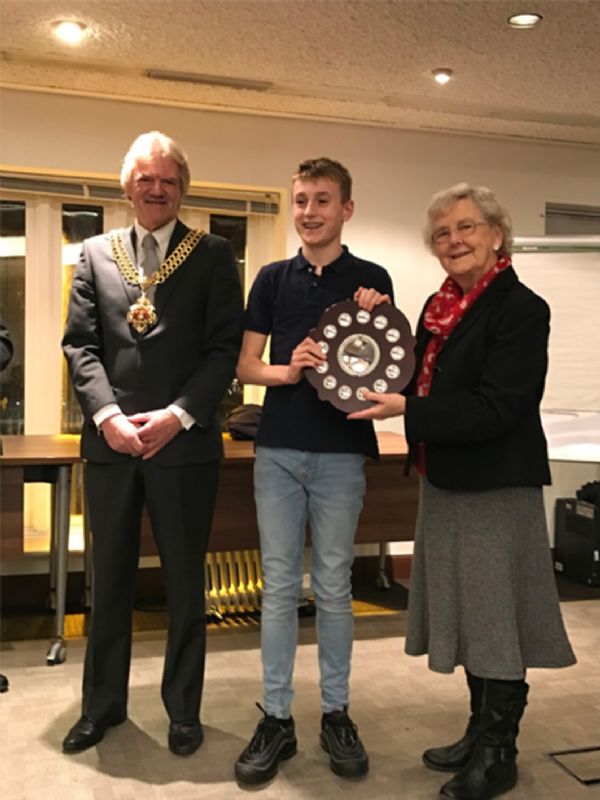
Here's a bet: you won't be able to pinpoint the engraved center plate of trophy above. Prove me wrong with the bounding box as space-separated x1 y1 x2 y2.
306 300 416 413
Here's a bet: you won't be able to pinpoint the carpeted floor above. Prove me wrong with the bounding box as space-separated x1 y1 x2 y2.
1 577 599 800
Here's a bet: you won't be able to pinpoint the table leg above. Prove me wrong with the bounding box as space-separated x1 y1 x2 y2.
46 464 71 666
375 541 391 589
48 489 58 610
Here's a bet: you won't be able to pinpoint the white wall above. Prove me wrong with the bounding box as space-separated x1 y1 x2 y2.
2 87 600 436
3 89 599 291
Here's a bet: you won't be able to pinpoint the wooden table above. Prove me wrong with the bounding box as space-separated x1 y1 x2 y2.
145 431 418 553
1 432 418 661
1 434 80 664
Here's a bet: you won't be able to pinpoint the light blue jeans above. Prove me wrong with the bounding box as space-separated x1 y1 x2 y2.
254 446 367 718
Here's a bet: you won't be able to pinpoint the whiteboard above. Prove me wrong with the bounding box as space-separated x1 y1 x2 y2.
512 246 600 411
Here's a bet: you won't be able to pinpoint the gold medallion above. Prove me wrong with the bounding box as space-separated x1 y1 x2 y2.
127 293 158 334
110 228 205 334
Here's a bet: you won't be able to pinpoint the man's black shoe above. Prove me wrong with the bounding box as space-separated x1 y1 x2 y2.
168 720 204 756
321 708 369 778
63 713 126 753
235 703 297 784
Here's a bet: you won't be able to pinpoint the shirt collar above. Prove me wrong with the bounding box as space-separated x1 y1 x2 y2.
134 218 177 263
294 245 351 274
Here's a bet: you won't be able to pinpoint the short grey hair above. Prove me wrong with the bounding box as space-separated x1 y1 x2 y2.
120 131 191 195
424 182 513 257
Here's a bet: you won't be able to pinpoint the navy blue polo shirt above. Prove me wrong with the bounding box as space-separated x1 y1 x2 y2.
244 246 395 458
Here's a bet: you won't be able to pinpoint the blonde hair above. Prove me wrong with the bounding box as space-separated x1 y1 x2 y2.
424 182 513 257
120 131 190 195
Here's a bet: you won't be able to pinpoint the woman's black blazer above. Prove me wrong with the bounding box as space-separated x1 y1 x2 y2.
404 266 552 490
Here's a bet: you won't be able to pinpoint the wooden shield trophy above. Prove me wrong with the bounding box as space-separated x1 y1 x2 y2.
306 300 415 413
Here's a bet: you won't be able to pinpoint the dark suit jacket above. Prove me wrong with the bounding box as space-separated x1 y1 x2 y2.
62 220 244 465
405 266 551 490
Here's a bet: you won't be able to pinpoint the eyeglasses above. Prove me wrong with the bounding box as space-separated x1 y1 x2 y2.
431 220 488 245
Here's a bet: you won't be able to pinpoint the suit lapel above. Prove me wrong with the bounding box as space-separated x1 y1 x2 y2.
154 219 193 313
113 226 140 307
442 267 517 350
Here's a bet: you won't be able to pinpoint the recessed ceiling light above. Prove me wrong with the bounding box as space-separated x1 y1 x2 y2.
52 20 88 45
507 12 543 29
432 68 453 85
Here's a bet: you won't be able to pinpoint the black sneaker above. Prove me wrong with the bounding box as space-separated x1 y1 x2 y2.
321 708 369 778
235 703 297 784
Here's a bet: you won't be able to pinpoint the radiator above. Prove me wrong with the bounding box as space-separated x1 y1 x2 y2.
205 549 263 615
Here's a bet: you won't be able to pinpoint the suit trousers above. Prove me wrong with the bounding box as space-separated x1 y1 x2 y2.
82 457 219 724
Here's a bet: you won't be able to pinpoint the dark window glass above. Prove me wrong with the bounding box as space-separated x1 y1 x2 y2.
61 205 103 433
210 213 246 291
0 200 26 434
210 215 247 428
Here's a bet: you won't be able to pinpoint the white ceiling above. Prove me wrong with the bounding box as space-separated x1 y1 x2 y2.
1 0 599 147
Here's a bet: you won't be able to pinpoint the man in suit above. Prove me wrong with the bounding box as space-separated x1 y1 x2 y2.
62 131 243 756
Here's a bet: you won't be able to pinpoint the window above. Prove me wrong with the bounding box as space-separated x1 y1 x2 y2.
545 203 600 235
210 214 247 423
0 200 25 434
0 180 284 555
61 204 104 434
513 235 600 410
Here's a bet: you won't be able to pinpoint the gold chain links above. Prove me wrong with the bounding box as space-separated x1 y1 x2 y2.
110 228 205 289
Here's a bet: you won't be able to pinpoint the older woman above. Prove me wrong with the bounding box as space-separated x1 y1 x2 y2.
350 183 575 800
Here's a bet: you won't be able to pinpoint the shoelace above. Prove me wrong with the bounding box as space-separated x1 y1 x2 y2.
248 702 289 753
326 712 358 746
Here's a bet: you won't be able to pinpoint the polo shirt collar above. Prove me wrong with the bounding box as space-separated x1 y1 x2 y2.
294 245 351 273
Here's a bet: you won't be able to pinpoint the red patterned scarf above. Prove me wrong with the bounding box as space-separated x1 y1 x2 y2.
414 255 511 473
416 255 511 397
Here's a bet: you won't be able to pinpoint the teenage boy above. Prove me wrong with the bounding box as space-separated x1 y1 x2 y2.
235 157 394 783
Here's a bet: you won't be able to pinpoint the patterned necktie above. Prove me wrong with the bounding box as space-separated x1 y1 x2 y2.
140 233 159 301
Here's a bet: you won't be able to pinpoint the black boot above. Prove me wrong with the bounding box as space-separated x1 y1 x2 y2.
440 678 529 800
423 671 484 772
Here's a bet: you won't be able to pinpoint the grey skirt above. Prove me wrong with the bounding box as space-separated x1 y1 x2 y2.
405 478 576 679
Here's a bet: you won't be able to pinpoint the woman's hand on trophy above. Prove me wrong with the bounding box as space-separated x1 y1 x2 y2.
347 390 406 420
